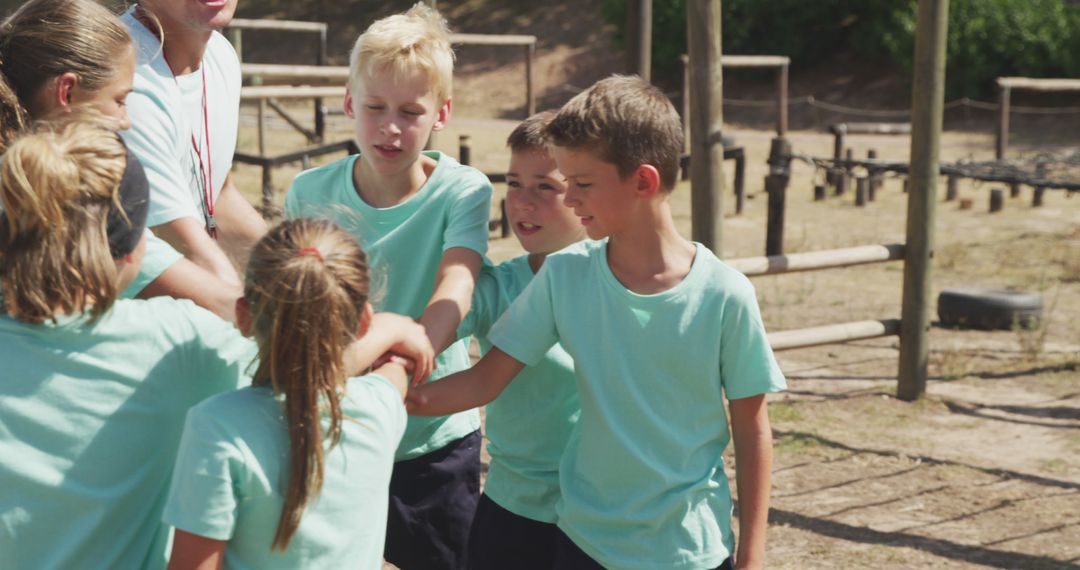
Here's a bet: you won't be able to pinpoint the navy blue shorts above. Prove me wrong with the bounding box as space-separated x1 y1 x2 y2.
554 528 734 570
384 429 482 570
467 493 559 570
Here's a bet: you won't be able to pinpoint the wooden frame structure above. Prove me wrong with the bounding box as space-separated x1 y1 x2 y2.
995 77 1080 159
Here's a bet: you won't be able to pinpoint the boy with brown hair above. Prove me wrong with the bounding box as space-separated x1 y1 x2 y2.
284 4 491 568
409 75 786 569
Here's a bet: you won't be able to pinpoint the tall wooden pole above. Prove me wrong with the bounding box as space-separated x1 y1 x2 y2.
627 0 653 81
687 0 723 252
898 0 949 401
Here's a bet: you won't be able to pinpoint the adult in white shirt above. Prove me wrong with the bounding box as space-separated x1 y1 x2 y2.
121 0 267 288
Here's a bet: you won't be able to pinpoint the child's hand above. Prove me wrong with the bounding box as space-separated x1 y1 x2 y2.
404 387 428 414
370 313 435 382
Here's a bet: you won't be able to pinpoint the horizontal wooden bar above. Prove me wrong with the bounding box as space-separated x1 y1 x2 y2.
241 85 345 101
997 77 1080 92
727 243 905 277
722 55 791 68
228 18 326 33
832 122 911 135
450 32 536 46
769 319 901 351
242 63 349 82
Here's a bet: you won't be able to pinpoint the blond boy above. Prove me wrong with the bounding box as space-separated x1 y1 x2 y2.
455 111 584 569
284 5 491 568
409 75 786 569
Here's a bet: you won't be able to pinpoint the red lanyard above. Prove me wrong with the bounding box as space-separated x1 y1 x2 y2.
190 67 217 239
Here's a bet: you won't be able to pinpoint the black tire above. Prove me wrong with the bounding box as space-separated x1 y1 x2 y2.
937 288 1043 330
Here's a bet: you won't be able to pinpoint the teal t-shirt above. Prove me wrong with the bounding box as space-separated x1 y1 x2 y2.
164 375 407 570
458 255 580 523
489 240 787 570
119 230 184 299
284 151 491 460
0 298 256 570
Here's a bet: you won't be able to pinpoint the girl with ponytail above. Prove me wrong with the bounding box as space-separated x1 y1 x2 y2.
0 0 240 321
0 122 433 570
166 218 414 570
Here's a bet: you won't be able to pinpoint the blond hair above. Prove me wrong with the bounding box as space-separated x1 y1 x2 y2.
546 75 684 192
244 218 371 551
348 2 454 102
0 121 129 323
507 110 556 153
0 0 132 153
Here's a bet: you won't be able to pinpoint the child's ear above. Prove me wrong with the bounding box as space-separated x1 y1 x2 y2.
635 164 662 198
432 97 452 132
343 84 355 118
53 72 79 111
235 297 254 337
357 301 374 337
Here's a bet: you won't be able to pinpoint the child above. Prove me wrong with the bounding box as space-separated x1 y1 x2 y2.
0 121 256 570
409 75 787 570
0 0 239 320
458 111 584 569
283 4 492 567
164 218 415 569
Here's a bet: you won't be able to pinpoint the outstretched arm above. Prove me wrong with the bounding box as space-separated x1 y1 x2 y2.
154 217 241 288
729 394 773 570
213 175 269 269
406 348 525 416
420 247 482 355
137 257 241 322
168 530 225 570
345 312 435 383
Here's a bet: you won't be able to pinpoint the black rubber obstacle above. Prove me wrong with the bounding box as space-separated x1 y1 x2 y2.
937 288 1043 330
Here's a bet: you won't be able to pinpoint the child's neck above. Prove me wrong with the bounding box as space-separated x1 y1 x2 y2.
353 154 435 208
606 202 696 295
527 252 547 273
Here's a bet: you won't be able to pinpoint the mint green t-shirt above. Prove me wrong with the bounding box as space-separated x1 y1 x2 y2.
0 298 256 570
489 240 786 570
120 230 184 299
284 151 491 460
164 375 406 570
458 255 580 523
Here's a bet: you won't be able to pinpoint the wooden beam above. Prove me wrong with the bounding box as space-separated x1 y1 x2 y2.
996 77 1080 91
898 0 950 402
228 18 326 33
727 243 905 277
242 63 350 82
241 85 346 101
687 0 724 252
770 319 901 351
722 55 790 68
449 33 535 46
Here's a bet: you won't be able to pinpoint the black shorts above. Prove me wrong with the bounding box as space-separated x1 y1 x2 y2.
467 493 560 570
384 429 482 570
554 527 734 570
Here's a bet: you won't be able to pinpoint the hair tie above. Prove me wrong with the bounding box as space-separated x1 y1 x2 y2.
298 246 324 261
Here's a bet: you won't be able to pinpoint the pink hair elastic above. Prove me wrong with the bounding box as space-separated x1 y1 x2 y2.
298 247 324 261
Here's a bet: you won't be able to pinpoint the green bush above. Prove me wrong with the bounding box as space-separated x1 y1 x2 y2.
603 0 1080 98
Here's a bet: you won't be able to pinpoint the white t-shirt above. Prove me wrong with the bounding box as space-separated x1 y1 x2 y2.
121 7 241 228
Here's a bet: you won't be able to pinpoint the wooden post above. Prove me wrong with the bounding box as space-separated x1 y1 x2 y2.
525 42 536 117
829 124 845 189
945 175 958 201
867 149 881 196
314 26 328 142
257 98 266 157
855 177 868 206
681 54 691 155
996 84 1010 160
814 184 826 201
733 150 745 214
499 199 510 238
227 28 243 62
777 62 789 136
765 137 792 256
458 135 471 166
1032 186 1045 207
628 0 652 81
899 0 949 402
989 188 1004 212
687 0 724 252
1009 181 1020 198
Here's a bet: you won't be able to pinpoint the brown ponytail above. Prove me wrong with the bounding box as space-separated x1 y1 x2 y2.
244 218 372 550
0 0 132 153
0 120 129 323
